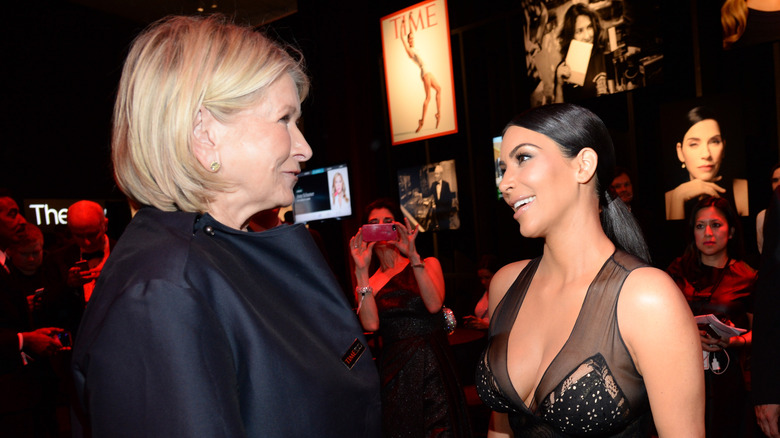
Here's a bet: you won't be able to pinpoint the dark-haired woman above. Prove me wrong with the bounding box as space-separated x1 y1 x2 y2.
665 106 749 220
666 196 756 438
553 3 608 103
476 103 704 437
350 198 471 437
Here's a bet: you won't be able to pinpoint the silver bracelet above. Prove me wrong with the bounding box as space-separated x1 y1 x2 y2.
410 260 425 269
356 286 373 297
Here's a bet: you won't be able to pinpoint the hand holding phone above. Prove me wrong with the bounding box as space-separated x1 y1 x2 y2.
56 331 72 349
361 223 397 242
698 323 721 339
67 260 96 287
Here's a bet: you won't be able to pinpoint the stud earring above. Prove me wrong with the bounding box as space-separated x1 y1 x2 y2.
681 163 686 169
209 151 221 172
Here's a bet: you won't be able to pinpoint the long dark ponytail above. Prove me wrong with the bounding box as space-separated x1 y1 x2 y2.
505 103 651 263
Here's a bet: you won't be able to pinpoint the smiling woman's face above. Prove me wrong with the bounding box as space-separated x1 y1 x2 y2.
677 119 724 182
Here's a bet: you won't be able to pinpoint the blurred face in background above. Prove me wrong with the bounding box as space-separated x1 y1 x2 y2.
0 197 26 250
477 268 494 291
10 240 43 275
610 173 633 204
68 211 107 253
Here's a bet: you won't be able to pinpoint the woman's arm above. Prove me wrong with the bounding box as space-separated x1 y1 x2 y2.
618 267 705 437
487 411 513 438
553 61 569 103
394 218 445 312
410 255 445 313
400 15 414 58
733 178 749 216
726 312 752 349
666 179 726 220
350 230 379 331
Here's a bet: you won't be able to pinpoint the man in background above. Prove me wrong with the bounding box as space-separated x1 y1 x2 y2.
1 191 64 437
49 200 114 336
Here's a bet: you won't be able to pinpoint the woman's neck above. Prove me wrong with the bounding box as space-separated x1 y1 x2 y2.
700 252 729 269
540 205 616 283
375 245 403 272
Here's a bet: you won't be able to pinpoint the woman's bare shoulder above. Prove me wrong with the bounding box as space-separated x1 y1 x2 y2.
488 259 532 313
620 266 684 306
618 266 693 332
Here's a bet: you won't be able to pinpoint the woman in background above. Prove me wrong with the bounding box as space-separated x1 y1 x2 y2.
71 15 381 437
554 3 608 103
665 106 749 220
666 196 756 438
350 198 471 437
477 103 703 437
721 0 780 49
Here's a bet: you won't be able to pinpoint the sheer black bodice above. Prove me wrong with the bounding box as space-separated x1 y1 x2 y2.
475 251 651 437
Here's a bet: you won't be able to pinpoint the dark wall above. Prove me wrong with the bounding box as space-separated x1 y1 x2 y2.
4 1 779 313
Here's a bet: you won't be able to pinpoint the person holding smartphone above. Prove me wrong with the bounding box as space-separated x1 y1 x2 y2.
349 198 471 437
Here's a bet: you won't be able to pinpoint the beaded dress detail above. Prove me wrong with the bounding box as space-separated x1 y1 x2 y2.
475 251 651 437
375 264 472 437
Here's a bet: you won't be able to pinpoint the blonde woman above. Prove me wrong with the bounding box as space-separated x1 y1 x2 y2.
331 171 350 211
722 0 780 49
71 15 380 437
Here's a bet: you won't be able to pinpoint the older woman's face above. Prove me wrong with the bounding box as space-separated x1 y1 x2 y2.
677 119 723 182
217 74 312 216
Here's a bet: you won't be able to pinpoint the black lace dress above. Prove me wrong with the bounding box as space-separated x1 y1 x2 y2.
375 264 472 437
475 251 652 437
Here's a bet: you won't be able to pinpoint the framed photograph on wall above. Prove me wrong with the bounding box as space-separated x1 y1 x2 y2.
397 159 459 231
658 95 749 221
381 0 458 145
521 0 664 107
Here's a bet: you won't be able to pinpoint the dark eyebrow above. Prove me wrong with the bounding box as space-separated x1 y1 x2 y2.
508 143 539 158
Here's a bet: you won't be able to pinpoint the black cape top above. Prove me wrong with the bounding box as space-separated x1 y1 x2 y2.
72 208 381 437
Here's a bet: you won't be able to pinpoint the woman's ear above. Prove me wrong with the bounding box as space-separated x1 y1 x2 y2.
192 107 220 171
575 147 598 184
676 142 685 165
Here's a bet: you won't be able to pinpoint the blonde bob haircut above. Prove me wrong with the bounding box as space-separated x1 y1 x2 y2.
112 14 309 212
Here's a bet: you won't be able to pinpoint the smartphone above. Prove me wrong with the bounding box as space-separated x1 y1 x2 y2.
362 223 397 242
74 260 89 272
697 323 721 339
57 331 72 348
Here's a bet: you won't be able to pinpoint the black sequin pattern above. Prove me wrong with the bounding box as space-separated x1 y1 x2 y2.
539 354 630 435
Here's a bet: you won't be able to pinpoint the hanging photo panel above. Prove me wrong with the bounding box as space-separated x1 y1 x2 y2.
397 159 460 232
381 0 458 145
